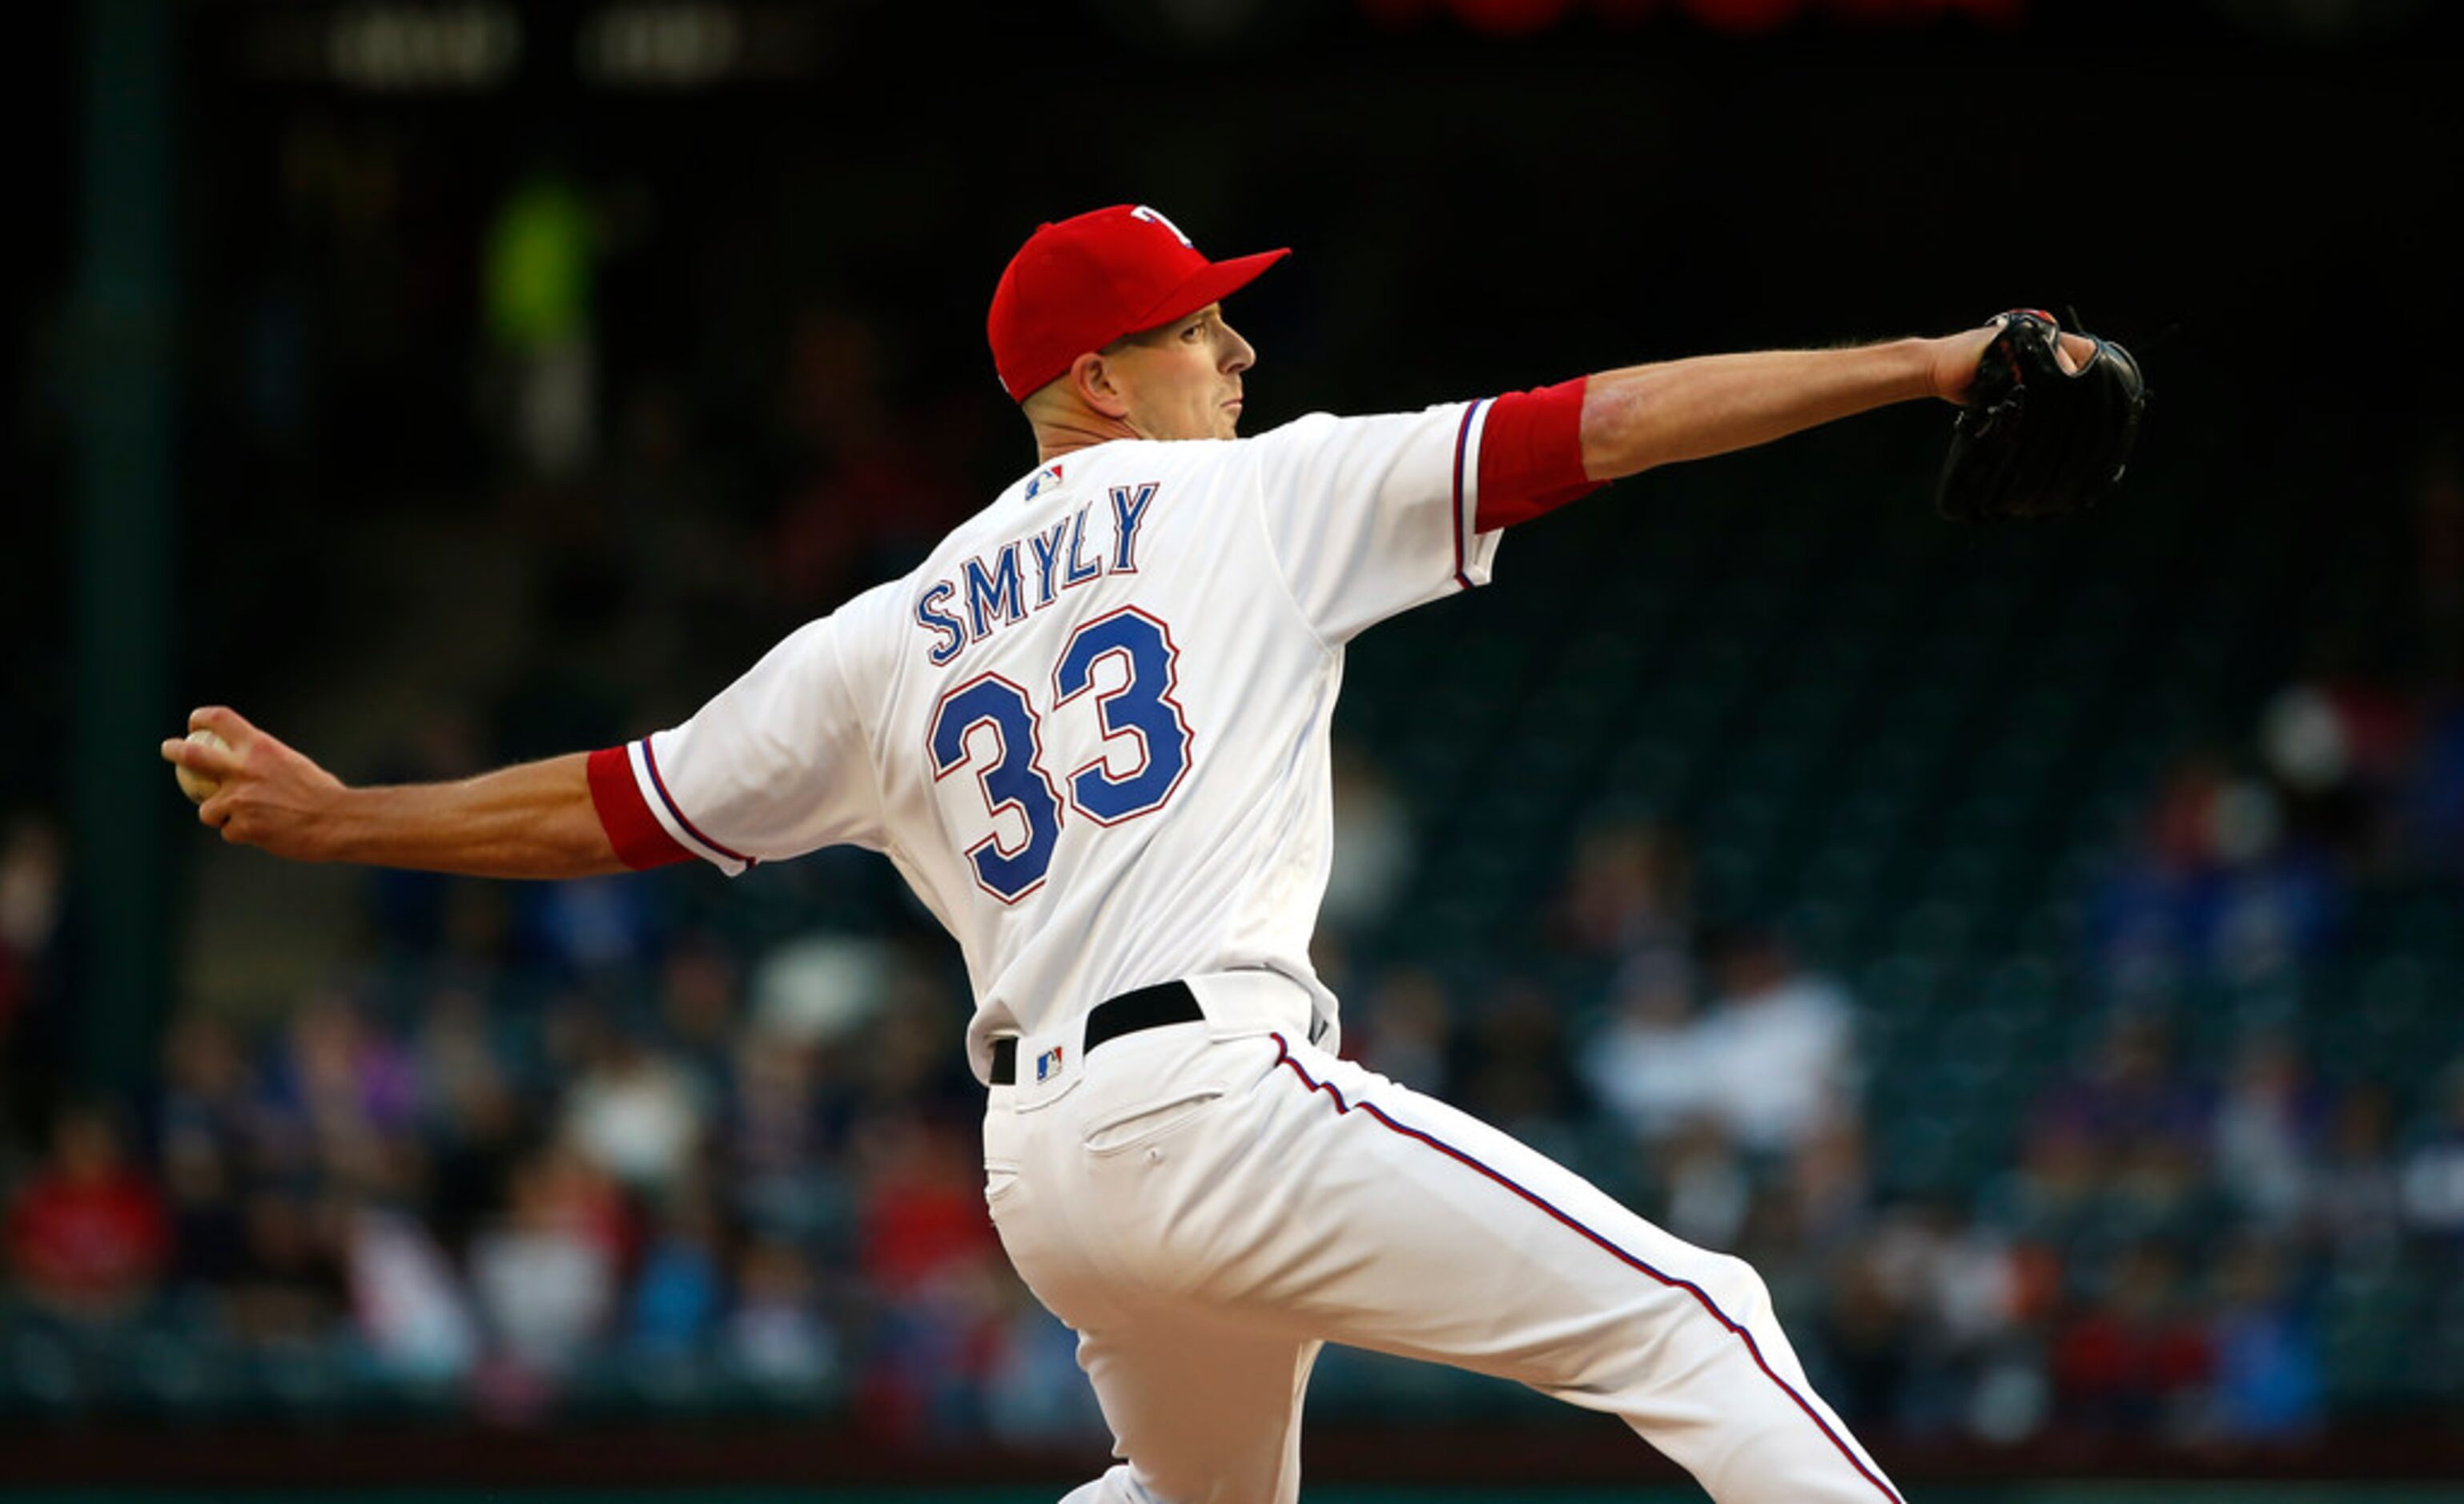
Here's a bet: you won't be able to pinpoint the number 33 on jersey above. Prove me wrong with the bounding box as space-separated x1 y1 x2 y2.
930 604 1193 903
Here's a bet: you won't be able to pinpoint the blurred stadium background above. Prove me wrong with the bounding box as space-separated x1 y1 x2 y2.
9 0 2464 1495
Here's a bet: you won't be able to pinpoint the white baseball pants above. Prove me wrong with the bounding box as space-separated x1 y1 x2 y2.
980 990 1902 1504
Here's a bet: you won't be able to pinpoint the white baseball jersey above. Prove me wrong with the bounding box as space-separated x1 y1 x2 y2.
604 401 1500 1080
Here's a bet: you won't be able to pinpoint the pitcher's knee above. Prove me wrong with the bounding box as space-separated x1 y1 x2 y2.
1690 1251 1774 1328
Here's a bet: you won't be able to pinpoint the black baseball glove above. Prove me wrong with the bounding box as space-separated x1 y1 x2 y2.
1936 309 2146 521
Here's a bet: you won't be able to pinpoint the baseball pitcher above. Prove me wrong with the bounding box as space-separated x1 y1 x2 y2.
168 204 2125 1504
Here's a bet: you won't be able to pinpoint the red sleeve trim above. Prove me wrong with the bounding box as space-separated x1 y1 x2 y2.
1474 376 1602 532
587 743 692 871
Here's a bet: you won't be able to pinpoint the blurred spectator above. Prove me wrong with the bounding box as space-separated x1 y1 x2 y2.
627 1180 727 1358
0 814 69 1135
727 1234 835 1393
854 957 975 1121
2009 1105 2101 1240
1451 975 1586 1160
1579 950 1705 1144
2088 752 2231 1003
225 1188 347 1345
2398 693 2464 880
4 1104 171 1325
748 932 891 1049
2308 1084 2402 1258
769 307 975 609
856 1115 997 1303
482 167 601 479
158 1014 256 1291
2020 1013 2211 1236
413 986 525 1252
722 1027 845 1245
2051 1241 2213 1434
2209 1032 2331 1232
601 376 756 642
1815 1237 1911 1429
0 814 66 1051
1349 963 1453 1093
348 1205 480 1382
1551 818 1691 967
1843 1198 2055 1440
1658 1119 1751 1250
657 933 743 1096
854 1113 1004 1438
468 1144 625 1379
2201 1234 2321 1443
1787 1117 1872 1249
251 992 424 1187
563 1030 706 1196
2203 783 2346 991
1323 740 1415 940
2088 754 2348 1003
1688 927 1857 1159
160 1013 257 1147
519 874 663 977
2397 1058 2464 1242
2257 672 2418 870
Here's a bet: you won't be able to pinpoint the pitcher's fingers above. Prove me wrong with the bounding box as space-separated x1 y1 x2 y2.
162 736 243 777
195 790 235 830
188 705 260 743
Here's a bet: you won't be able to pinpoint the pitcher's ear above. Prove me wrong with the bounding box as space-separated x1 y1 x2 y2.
1070 351 1130 419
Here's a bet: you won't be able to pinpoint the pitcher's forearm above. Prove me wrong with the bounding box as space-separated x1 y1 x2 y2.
323 754 625 878
1581 339 1941 481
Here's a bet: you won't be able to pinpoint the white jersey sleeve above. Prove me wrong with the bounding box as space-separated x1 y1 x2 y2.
621 609 887 873
1248 402 1502 644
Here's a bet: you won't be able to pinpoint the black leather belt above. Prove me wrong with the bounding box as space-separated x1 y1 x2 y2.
991 979 1204 1086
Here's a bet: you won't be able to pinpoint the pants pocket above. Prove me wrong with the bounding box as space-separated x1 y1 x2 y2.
1082 1088 1227 1156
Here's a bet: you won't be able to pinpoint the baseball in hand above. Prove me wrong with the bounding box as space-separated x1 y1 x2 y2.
176 729 227 803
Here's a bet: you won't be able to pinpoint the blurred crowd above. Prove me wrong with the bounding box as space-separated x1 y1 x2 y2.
9 672 2464 1446
11 112 2464 1454
2 846 1100 1437
1336 734 2464 1448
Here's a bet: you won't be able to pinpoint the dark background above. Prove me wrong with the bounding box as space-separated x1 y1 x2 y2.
6 0 2463 1490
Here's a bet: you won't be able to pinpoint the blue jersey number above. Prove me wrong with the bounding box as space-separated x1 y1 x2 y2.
927 609 1193 903
930 674 1067 903
1055 609 1192 824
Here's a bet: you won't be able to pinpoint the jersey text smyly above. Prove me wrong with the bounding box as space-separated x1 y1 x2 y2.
911 480 1160 665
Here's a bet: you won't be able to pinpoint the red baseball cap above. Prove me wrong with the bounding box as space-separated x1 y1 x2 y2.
987 204 1288 402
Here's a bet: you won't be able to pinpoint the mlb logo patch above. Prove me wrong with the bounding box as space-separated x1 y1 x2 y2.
1024 462 1064 501
1035 1046 1066 1083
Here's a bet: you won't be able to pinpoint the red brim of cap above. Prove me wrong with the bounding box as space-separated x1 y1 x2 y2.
1124 247 1291 339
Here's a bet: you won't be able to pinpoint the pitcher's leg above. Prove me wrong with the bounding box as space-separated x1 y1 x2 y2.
1056 1318 1320 1504
988 1038 1323 1504
1245 1035 1899 1504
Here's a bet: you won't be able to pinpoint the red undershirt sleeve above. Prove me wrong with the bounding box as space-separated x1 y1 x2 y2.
587 743 692 871
1475 376 1602 532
